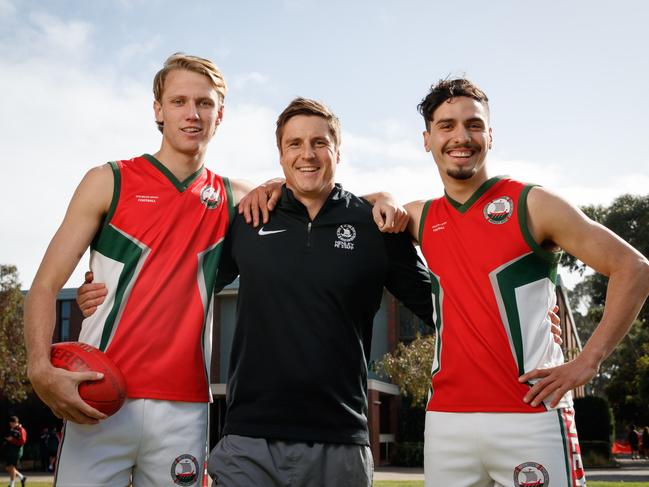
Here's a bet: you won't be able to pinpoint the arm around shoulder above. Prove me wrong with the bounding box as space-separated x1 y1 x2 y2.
229 178 255 204
362 191 410 233
231 177 285 226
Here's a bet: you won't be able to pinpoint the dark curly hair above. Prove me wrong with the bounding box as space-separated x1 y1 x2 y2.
418 78 489 130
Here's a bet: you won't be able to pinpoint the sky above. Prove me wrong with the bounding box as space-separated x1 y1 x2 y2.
1 0 648 290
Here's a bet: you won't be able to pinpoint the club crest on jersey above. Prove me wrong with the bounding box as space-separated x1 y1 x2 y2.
334 224 356 250
483 196 513 224
170 454 199 486
199 184 221 209
513 462 549 487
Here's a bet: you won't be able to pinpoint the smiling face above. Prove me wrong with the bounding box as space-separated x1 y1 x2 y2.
279 114 339 202
153 68 223 159
423 96 492 182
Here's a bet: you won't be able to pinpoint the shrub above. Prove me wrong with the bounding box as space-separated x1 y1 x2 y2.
574 395 614 464
393 441 424 467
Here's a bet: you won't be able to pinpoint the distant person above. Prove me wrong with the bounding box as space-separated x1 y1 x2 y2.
46 426 60 471
38 425 59 472
628 424 640 459
4 416 27 487
642 426 649 459
403 78 649 486
38 427 49 471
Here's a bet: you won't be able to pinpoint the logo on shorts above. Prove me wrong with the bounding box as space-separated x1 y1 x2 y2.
199 184 221 209
483 196 513 224
334 224 356 250
171 454 199 486
513 462 549 487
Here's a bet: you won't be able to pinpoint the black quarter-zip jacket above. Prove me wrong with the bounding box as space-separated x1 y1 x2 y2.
215 184 433 445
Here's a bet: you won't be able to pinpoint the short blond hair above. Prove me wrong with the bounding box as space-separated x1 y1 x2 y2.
152 53 227 133
153 52 227 103
275 97 341 151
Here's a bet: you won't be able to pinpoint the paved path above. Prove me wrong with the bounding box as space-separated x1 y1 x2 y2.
374 466 424 480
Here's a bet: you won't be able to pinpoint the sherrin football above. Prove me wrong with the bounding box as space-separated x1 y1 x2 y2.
50 342 127 416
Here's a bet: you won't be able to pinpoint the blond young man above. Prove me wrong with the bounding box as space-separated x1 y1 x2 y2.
405 78 649 487
24 53 259 487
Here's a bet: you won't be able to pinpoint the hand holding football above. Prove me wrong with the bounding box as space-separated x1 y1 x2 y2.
50 342 127 416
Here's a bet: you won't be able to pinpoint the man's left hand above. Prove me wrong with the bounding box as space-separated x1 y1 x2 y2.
519 355 599 408
370 194 409 233
238 178 284 227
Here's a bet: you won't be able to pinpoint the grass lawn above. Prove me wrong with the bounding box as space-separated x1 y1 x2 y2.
372 482 646 487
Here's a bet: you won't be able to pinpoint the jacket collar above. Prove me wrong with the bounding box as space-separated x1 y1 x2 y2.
278 183 347 219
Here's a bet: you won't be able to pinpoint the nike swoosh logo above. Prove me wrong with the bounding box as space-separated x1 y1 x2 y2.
258 227 287 236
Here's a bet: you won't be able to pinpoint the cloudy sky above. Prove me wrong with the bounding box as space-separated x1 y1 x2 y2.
1 0 648 289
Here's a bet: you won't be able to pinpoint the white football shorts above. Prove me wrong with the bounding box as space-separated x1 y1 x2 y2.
55 398 208 487
424 408 586 487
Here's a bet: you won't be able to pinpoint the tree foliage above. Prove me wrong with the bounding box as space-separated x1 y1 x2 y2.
564 194 649 324
373 334 435 407
565 194 649 425
0 264 30 402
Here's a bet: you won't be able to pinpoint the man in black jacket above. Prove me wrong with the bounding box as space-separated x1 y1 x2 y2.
206 97 434 486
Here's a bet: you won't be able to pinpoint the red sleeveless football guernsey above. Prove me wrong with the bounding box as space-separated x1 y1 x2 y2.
79 154 233 402
419 176 571 412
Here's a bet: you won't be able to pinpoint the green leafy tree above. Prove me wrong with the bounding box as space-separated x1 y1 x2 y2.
0 264 30 402
373 334 435 407
563 194 649 324
564 194 649 425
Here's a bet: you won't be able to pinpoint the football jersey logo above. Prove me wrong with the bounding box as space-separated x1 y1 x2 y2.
334 224 356 250
513 462 549 487
199 184 221 209
258 226 287 236
171 454 199 486
483 196 513 224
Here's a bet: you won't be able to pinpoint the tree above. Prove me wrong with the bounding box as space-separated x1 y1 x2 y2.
563 193 649 324
373 334 435 407
0 264 30 402
564 194 649 425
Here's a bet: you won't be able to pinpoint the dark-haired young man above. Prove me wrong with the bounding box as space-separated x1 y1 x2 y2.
404 78 649 486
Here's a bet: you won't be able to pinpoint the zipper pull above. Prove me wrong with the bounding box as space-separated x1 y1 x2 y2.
307 221 312 248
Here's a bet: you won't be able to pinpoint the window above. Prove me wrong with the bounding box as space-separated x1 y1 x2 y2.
60 300 71 341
